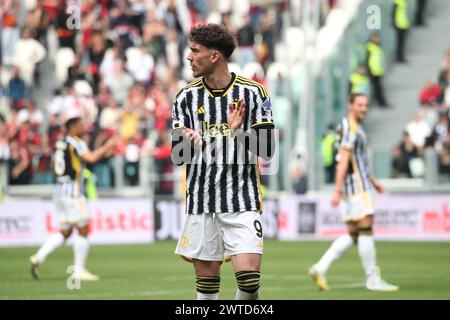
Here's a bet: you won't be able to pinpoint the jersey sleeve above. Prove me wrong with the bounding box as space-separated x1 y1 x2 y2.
251 86 275 129
73 139 88 156
338 118 357 151
171 90 190 132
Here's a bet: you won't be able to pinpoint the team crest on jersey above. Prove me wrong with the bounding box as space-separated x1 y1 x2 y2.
262 98 272 116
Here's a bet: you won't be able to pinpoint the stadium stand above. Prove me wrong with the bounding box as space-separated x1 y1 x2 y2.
2 0 447 196
1 0 329 192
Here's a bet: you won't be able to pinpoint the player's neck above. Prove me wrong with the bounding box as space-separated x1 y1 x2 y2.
68 132 80 139
203 68 232 89
348 113 361 125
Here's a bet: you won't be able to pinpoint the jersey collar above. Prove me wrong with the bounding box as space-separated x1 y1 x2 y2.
202 72 237 97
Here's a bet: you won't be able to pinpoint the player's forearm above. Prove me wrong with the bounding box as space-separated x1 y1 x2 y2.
368 173 378 186
95 145 111 162
334 153 350 193
13 160 29 177
85 144 110 164
235 127 275 161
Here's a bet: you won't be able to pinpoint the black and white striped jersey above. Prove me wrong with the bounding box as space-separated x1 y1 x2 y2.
53 135 88 199
337 117 372 196
172 72 275 214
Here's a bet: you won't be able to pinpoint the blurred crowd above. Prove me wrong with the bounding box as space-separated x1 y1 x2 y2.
0 0 341 192
330 0 449 184
391 51 450 181
5 0 446 193
0 0 341 193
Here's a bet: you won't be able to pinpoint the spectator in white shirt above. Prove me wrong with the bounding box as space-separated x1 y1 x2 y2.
107 60 134 105
1 0 21 66
12 28 46 85
126 45 155 85
165 29 180 72
99 99 122 130
99 46 124 88
16 100 44 130
406 112 432 149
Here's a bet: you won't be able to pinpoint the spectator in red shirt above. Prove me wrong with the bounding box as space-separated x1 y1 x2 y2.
419 80 442 105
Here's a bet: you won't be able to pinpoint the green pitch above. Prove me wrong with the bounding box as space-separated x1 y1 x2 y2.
1 240 449 299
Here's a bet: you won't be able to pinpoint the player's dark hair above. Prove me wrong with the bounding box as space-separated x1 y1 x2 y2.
65 117 81 130
189 23 236 59
349 93 368 104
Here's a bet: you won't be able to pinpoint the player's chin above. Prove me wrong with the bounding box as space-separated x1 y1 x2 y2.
191 68 204 78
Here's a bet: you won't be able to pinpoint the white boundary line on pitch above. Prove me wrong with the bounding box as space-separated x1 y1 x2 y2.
0 271 424 288
0 274 362 285
0 282 367 299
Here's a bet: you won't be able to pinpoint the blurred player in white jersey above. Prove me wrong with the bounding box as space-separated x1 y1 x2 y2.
309 93 399 292
30 115 117 281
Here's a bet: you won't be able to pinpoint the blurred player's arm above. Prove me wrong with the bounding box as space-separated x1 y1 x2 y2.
81 136 118 164
334 149 351 194
11 150 30 178
332 120 358 206
332 148 351 207
368 173 385 194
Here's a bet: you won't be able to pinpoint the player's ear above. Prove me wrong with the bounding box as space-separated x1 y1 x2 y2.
210 50 220 63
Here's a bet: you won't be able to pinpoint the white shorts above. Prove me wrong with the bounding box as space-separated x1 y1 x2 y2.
54 196 88 230
175 211 264 262
340 191 375 222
